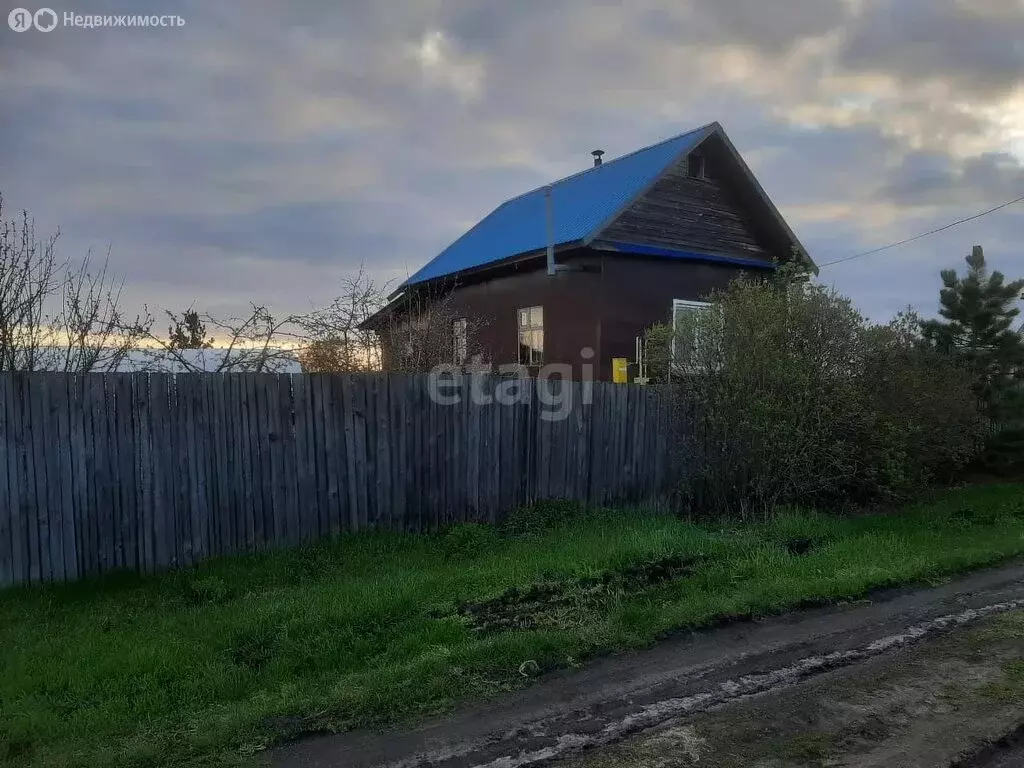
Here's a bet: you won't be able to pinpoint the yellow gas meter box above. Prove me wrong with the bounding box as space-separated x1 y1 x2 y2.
612 357 629 384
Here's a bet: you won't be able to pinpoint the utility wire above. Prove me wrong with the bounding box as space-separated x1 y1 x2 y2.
818 193 1024 268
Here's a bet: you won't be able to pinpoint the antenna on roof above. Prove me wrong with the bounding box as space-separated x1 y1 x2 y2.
591 149 605 167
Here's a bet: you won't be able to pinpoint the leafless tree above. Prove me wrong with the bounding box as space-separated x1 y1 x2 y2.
376 287 491 373
295 265 389 372
294 266 491 373
0 194 151 372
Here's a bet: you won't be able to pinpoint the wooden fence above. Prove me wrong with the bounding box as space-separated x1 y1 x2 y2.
0 372 674 588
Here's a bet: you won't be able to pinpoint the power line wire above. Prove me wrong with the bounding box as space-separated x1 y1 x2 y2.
818 193 1024 268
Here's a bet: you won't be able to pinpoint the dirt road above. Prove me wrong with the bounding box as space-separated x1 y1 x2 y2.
555 608 1024 768
271 562 1024 768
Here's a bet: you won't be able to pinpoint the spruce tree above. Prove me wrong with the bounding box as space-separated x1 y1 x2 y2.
921 246 1024 408
921 246 1024 471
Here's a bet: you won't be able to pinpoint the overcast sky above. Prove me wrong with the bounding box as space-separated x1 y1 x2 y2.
1 0 1022 324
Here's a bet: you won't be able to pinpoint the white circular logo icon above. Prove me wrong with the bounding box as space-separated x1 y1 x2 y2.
33 8 57 31
8 8 32 31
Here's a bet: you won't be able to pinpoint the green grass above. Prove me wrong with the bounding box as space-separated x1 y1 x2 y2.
2 484 1024 768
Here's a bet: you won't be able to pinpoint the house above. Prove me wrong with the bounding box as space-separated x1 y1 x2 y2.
366 122 815 381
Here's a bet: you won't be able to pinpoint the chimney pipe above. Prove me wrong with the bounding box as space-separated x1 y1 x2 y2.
591 149 605 167
545 185 555 276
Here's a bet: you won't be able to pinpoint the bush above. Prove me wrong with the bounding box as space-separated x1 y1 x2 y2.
839 312 985 503
649 275 984 520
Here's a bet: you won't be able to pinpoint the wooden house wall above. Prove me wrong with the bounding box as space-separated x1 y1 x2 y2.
422 250 757 381
599 134 779 262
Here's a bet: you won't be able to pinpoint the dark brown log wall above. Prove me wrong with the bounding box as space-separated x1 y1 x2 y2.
599 157 775 261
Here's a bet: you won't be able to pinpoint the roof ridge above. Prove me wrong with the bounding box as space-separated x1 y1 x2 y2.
500 121 718 206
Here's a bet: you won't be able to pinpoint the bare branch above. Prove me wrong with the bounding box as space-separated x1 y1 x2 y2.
0 194 151 372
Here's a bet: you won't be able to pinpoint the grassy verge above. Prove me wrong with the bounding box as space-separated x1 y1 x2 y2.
2 484 1024 768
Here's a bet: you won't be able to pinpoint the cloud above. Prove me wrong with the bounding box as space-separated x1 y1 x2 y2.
0 0 1021 326
407 29 486 102
837 0 1024 99
877 150 1024 208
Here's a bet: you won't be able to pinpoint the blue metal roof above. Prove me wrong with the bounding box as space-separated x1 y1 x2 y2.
403 124 713 286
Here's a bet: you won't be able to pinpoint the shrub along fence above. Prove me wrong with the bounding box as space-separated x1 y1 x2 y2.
0 372 673 588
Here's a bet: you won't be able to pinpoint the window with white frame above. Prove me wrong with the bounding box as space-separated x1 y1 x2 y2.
517 306 544 366
452 317 468 364
672 299 715 370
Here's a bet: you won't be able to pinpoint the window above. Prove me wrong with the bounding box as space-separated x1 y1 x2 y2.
452 318 468 364
672 299 715 370
687 154 708 180
517 306 544 366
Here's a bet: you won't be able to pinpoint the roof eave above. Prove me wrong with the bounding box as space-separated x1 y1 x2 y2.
392 238 586 298
592 240 778 270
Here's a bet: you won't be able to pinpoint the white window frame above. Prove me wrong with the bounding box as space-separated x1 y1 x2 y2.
452 317 468 365
517 306 544 366
671 299 714 372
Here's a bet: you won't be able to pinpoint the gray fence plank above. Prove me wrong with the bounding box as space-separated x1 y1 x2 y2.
165 375 187 568
363 376 379 528
133 374 154 573
210 375 229 554
53 374 77 580
226 375 246 551
280 375 299 546
239 373 259 549
254 375 277 546
249 375 269 548
352 376 371 530
228 375 245 552
291 374 311 542
25 374 48 582
427 377 439 528
269 374 289 545
38 375 62 582
388 376 405 531
206 375 223 555
321 375 342 535
149 373 171 570
7 375 27 584
98 375 121 572
0 375 11 587
376 375 392 529
180 375 202 561
311 375 330 536
68 375 88 578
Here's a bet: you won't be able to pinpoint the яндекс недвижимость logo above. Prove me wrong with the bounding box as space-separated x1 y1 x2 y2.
8 9 184 31
8 8 57 31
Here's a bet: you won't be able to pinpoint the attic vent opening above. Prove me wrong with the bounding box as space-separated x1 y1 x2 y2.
591 149 605 167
